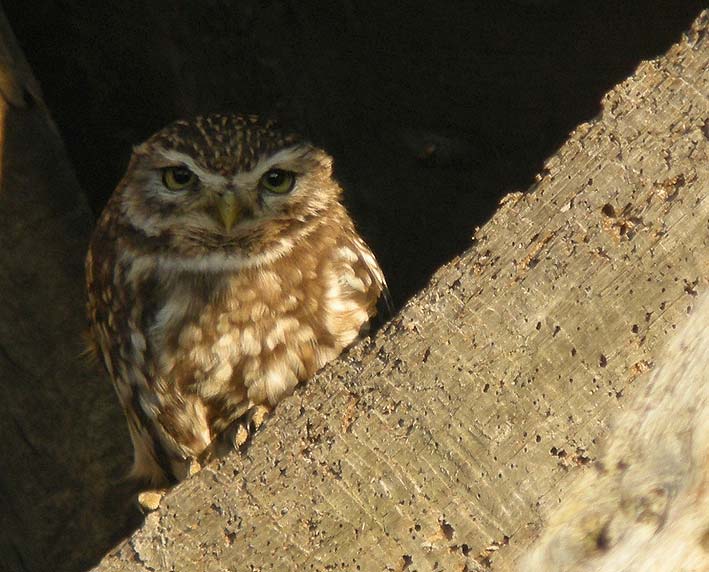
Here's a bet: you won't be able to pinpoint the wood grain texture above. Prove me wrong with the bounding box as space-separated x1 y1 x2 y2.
93 10 709 572
522 291 709 572
523 18 709 571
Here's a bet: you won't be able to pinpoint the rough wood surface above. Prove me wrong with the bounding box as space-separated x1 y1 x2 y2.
93 11 709 572
522 291 709 572
0 9 138 572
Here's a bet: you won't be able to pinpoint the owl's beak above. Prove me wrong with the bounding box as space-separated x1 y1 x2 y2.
216 193 240 232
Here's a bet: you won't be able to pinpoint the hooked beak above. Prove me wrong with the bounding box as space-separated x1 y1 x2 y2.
216 193 240 232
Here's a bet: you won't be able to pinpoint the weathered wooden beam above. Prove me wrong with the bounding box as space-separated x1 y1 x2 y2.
523 292 709 572
92 10 709 572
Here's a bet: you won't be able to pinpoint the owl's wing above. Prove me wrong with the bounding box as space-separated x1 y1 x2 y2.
86 211 190 485
350 236 394 326
374 280 394 324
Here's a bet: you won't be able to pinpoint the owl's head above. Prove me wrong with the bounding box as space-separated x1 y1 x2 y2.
116 113 341 265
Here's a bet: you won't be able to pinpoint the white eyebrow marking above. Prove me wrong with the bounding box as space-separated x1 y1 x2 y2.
152 148 228 187
145 143 312 189
233 144 312 188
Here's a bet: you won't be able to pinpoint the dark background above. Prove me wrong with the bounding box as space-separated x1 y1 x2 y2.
2 2 705 571
7 1 704 305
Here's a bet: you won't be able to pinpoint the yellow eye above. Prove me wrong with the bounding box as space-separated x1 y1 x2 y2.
260 169 295 194
162 166 197 190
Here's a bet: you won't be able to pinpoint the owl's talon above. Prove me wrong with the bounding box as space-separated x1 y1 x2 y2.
137 489 166 512
232 423 250 448
247 404 271 432
188 458 202 476
227 404 272 449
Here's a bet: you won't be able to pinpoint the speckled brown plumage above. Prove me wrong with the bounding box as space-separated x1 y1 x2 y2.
86 113 389 486
149 114 301 175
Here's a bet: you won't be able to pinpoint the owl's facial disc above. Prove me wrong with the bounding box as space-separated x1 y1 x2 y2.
124 139 338 256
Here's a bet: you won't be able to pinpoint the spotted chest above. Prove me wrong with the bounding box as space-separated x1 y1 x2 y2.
136 235 380 443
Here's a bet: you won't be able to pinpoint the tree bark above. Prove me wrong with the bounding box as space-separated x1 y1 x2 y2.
92 10 709 572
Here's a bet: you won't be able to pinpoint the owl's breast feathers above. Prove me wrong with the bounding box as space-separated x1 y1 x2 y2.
86 205 388 483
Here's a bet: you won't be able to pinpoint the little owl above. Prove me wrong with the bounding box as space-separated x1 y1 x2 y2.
86 113 389 488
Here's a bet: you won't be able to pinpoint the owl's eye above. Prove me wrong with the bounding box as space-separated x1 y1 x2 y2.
162 166 197 190
260 169 295 194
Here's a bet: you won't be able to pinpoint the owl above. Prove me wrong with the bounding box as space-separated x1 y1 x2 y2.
85 113 390 488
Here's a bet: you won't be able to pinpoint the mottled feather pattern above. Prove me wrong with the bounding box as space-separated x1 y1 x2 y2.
86 113 388 485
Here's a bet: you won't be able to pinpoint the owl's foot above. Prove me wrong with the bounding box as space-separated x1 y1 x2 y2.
226 404 273 449
137 488 166 513
232 423 249 448
240 404 272 444
170 456 203 481
136 459 201 512
200 404 273 462
188 458 202 476
248 403 271 432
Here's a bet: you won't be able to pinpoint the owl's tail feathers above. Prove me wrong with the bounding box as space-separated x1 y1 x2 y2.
126 454 171 488
123 437 202 512
123 412 174 488
124 437 172 513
